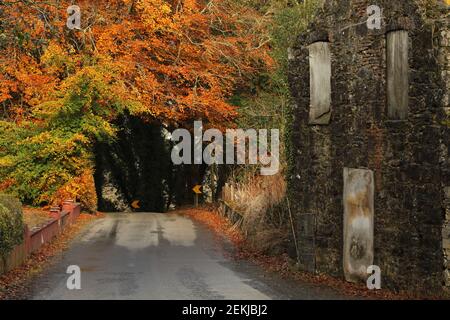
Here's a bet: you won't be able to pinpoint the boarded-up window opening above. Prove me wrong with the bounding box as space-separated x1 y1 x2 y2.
387 30 409 120
343 168 374 283
308 41 331 125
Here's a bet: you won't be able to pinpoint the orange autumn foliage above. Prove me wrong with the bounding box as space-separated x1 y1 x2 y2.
0 0 272 125
0 0 272 208
53 170 98 213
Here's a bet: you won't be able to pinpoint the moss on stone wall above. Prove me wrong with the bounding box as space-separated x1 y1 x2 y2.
287 0 448 293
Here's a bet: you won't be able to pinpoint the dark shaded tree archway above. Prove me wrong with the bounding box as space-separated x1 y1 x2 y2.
94 114 172 212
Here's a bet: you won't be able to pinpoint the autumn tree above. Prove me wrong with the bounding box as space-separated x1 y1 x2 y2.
0 0 272 210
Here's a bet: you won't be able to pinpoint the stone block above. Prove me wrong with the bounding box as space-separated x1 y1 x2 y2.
343 168 374 283
308 41 331 125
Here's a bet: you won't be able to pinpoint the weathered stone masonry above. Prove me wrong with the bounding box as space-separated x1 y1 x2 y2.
288 0 449 293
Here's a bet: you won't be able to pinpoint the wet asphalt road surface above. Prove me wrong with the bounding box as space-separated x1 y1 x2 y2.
27 213 349 300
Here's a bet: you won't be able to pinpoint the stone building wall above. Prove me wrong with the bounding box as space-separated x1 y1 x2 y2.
438 10 450 291
444 187 450 289
288 0 449 293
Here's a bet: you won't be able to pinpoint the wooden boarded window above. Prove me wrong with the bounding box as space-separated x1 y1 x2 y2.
387 31 409 120
308 42 331 125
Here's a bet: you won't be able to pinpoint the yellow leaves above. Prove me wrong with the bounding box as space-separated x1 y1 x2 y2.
33 101 63 119
41 41 74 75
0 156 15 168
161 4 171 14
135 0 176 33
25 131 90 157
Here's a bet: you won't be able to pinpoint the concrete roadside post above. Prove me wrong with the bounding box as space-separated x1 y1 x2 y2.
62 200 75 223
50 206 61 229
50 206 61 218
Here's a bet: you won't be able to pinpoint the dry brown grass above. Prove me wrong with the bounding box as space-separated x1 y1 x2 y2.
223 172 286 211
222 172 289 254
22 207 53 230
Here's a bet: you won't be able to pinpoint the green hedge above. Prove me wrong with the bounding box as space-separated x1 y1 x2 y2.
0 194 25 260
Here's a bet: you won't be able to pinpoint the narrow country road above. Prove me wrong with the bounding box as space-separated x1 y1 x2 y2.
27 213 347 300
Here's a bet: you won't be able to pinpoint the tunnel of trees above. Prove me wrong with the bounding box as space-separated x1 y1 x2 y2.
94 114 171 212
94 114 229 212
0 0 317 213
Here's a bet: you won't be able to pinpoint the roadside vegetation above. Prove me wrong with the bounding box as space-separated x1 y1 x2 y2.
0 0 324 267
222 0 322 255
0 194 24 269
180 206 448 300
0 0 272 211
